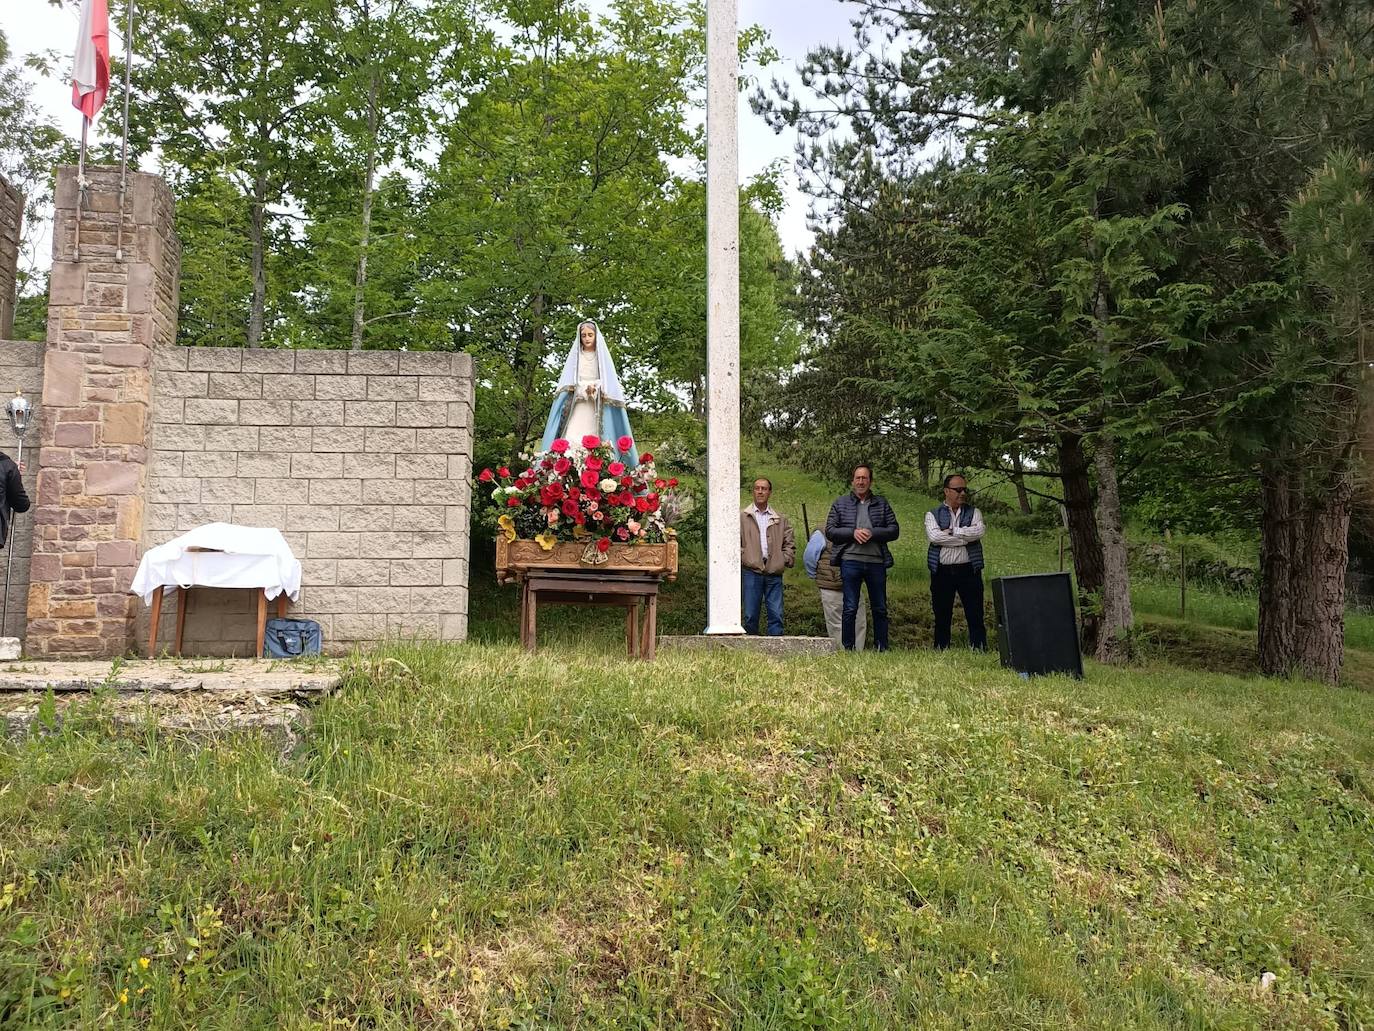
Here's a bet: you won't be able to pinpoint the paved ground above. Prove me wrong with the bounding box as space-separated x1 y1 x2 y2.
0 657 342 749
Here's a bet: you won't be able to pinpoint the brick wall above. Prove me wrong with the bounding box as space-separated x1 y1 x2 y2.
142 347 473 655
0 340 44 637
26 167 181 658
0 174 20 339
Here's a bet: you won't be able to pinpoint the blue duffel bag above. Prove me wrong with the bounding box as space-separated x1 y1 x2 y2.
263 617 323 659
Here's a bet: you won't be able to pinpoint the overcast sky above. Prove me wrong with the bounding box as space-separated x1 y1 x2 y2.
2 0 863 259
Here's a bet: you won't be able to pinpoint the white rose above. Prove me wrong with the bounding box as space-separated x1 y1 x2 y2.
599 478 618 492
491 488 502 500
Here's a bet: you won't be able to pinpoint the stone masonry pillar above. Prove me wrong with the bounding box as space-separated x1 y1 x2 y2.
26 166 180 658
0 174 20 339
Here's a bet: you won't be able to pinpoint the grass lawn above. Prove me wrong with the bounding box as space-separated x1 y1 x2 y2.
5 448 1373 1026
2 642 1372 1027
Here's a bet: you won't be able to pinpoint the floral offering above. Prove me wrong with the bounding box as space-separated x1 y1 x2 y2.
481 435 683 552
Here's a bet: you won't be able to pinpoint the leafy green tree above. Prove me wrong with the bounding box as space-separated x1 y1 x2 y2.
0 28 66 331
127 0 338 347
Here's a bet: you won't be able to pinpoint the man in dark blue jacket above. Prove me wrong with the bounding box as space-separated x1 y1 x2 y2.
825 464 900 651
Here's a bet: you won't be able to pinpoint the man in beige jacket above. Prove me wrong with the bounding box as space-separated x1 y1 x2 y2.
740 477 795 635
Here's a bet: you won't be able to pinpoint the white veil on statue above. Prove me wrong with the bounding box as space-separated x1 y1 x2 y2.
540 320 639 465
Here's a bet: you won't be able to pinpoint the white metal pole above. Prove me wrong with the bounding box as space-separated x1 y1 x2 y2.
702 0 743 634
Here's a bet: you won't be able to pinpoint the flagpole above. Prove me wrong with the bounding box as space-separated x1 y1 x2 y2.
116 0 134 261
75 115 89 261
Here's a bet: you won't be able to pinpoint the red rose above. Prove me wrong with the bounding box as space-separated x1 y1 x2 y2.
575 512 586 525
546 482 564 500
550 438 570 454
654 478 666 489
585 456 603 472
541 458 553 469
597 536 611 552
580 469 600 489
619 476 631 487
640 453 654 463
497 466 510 478
646 492 660 508
608 461 625 476
479 468 494 482
668 478 678 487
569 487 581 501
582 435 601 449
617 435 633 452
553 457 572 475
620 491 636 507
506 496 522 507
561 499 579 517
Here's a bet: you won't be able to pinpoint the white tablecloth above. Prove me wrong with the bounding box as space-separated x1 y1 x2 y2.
129 523 302 606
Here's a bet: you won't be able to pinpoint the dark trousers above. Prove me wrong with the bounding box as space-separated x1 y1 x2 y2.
742 569 784 636
840 560 889 651
931 563 986 650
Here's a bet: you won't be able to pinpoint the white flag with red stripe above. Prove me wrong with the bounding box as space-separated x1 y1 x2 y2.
71 0 111 120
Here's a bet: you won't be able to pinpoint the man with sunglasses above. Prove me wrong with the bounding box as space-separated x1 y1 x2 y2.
925 473 987 650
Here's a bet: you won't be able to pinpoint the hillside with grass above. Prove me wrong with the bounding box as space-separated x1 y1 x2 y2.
3 447 1372 1027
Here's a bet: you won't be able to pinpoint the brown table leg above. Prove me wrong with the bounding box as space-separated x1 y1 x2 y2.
626 600 638 658
174 587 188 657
148 587 164 658
256 588 268 658
527 587 538 654
645 594 657 661
277 594 287 618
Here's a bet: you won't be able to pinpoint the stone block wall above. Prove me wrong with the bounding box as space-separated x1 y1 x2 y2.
26 167 181 658
0 340 44 638
0 174 20 339
143 347 473 655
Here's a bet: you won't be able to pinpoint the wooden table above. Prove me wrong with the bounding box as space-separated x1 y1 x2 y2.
520 572 660 659
148 586 288 658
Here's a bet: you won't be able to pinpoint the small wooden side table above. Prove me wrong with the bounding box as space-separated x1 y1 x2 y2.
520 572 660 659
148 586 288 658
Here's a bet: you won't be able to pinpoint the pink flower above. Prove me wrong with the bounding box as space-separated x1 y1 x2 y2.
608 461 625 476
627 519 641 534
615 526 630 541
550 438 570 454
617 435 633 452
581 434 601 449
593 510 606 522
553 457 572 475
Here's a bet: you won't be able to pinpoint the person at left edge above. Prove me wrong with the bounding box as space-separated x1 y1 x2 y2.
0 451 29 551
740 477 794 636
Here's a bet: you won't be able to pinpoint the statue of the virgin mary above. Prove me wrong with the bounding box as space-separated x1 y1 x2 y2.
540 320 640 466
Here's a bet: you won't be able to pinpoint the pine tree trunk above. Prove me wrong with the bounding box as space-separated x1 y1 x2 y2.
1092 431 1135 663
350 65 381 353
1258 467 1297 676
1010 444 1032 515
1293 476 1350 685
1057 432 1104 653
247 170 268 349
